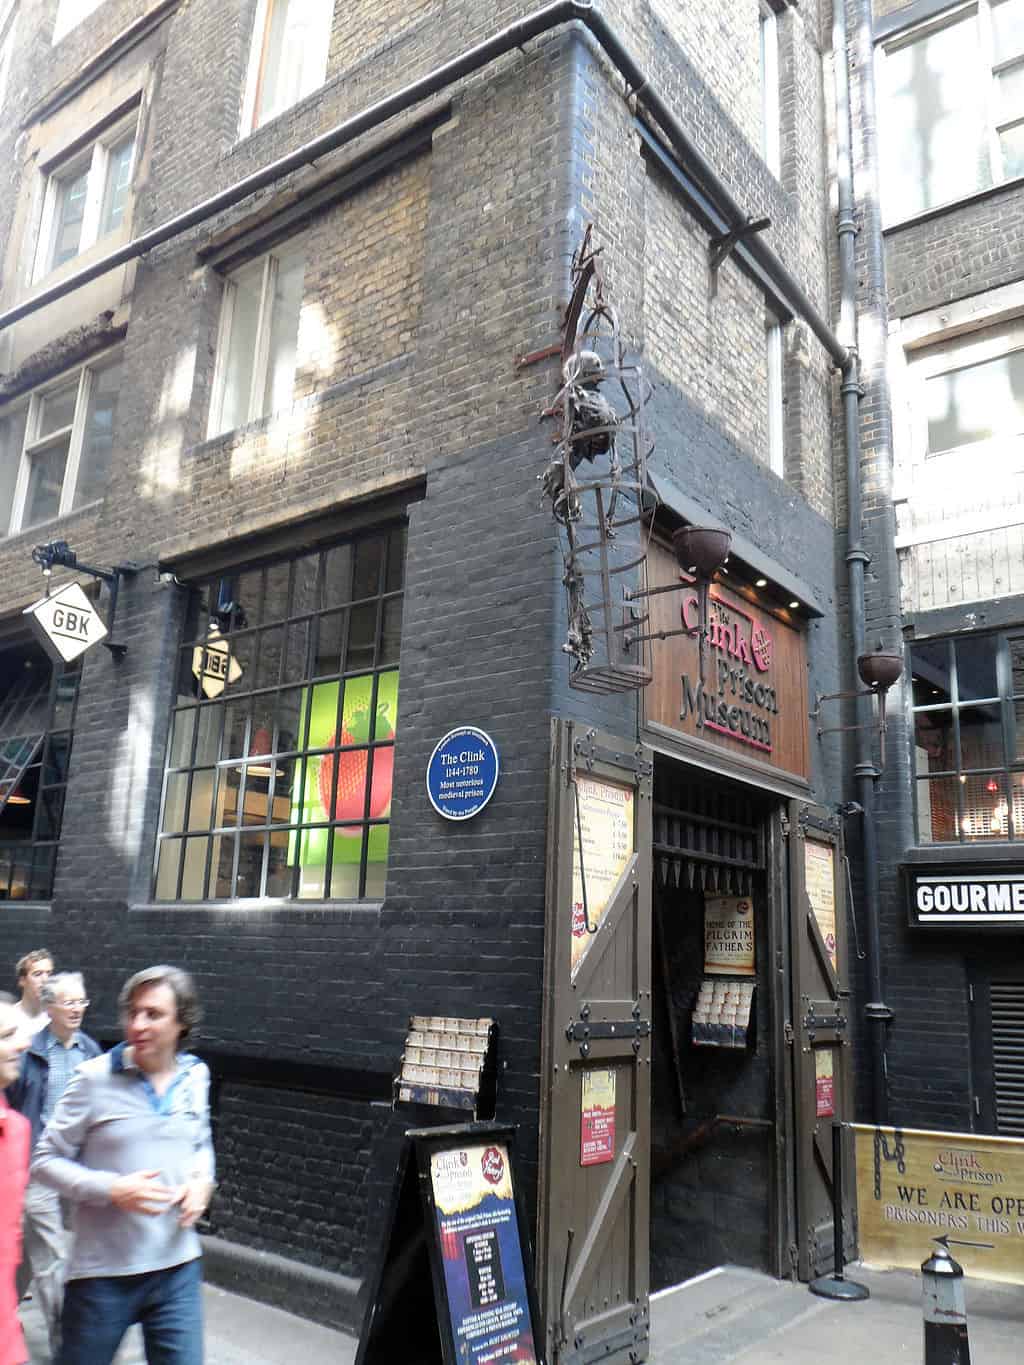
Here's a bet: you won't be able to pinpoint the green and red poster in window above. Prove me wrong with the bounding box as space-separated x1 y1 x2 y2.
288 669 398 877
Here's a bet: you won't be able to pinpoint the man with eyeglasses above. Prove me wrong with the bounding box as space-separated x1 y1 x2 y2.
6 973 99 1358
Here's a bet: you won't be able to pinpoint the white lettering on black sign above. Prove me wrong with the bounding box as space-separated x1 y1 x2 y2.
913 875 1024 925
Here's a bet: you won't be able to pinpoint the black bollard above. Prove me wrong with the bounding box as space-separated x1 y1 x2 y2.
922 1245 971 1365
809 1120 870 1300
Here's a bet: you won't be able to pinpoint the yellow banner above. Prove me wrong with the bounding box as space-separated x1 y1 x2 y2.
854 1124 1024 1285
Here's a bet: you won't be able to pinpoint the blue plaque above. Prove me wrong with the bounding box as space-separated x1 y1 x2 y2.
426 727 500 821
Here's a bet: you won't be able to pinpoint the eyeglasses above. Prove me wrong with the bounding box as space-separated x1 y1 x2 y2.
57 999 89 1010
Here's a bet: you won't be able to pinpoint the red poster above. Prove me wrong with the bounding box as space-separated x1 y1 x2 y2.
815 1050 835 1117
580 1069 616 1166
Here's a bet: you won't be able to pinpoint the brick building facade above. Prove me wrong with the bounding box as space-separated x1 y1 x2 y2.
0 0 894 1352
852 0 1024 1145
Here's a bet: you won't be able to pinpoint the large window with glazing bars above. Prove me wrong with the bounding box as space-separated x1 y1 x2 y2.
155 528 404 902
0 641 78 900
911 631 1024 843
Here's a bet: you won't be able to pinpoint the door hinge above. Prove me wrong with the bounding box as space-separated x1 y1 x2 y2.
784 1021 795 1046
974 1095 981 1116
969 983 975 1004
780 812 791 837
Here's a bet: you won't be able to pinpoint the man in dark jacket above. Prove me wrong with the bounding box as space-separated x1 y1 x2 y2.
6 973 99 1358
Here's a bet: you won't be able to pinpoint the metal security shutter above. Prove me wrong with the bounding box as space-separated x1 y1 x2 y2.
992 982 1024 1137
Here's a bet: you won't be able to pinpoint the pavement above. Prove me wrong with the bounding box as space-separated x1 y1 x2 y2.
645 1262 1023 1363
19 1260 1024 1362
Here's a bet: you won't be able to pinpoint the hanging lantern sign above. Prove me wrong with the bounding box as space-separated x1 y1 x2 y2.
192 624 243 698
23 581 108 664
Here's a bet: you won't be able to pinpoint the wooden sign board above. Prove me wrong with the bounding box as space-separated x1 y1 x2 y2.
357 1122 545 1365
854 1124 1024 1285
644 539 810 780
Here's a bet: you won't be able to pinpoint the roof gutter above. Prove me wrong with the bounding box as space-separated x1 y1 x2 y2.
0 0 849 372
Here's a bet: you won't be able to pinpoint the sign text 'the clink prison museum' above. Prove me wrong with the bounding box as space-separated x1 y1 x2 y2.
644 540 810 781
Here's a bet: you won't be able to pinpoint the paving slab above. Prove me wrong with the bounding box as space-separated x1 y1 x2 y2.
19 1284 357 1365
649 1263 1024 1364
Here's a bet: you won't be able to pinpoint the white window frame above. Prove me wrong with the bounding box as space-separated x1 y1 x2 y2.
766 318 785 476
52 0 106 45
0 2 17 111
890 281 1024 547
878 0 1024 224
32 111 138 284
239 0 334 137
208 248 304 437
2 353 120 538
759 3 781 177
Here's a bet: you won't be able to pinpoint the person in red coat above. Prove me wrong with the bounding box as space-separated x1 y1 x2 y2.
0 993 29 1365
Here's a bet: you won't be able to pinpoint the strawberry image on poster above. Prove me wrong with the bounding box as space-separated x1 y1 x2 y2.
317 698 395 832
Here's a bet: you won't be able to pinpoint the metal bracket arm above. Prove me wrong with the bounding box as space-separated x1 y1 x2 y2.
709 215 771 296
31 540 139 658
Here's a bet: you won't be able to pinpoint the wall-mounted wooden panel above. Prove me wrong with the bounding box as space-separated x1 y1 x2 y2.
644 539 810 781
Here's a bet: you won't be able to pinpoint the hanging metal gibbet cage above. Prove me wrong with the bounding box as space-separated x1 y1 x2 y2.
541 228 656 694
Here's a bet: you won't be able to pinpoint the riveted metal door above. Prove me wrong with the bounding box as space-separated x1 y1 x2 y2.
787 803 854 1280
537 720 653 1364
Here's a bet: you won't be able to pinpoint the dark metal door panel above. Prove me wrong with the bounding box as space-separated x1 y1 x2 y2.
538 721 653 1364
787 803 853 1280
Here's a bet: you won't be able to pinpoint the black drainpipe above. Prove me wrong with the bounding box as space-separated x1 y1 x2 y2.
833 0 892 1125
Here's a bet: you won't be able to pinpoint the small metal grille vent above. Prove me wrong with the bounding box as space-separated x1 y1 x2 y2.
992 982 1024 1137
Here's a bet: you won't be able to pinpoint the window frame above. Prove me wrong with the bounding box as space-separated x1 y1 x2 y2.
153 527 405 905
765 317 785 476
1 350 122 539
207 243 306 438
32 110 138 283
52 0 106 45
759 2 782 177
239 0 334 137
878 0 1024 225
0 2 17 111
910 629 1024 844
0 645 79 903
908 315 1024 465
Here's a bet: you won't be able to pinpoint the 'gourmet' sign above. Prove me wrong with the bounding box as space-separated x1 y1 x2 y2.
645 539 810 781
907 866 1024 928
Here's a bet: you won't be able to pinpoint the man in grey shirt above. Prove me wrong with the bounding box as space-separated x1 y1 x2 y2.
32 965 214 1365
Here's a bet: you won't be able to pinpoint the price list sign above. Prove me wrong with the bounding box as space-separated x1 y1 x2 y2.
571 777 634 975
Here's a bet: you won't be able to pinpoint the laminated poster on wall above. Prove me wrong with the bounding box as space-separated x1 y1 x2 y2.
570 777 634 977
815 1049 835 1118
803 838 838 971
703 895 756 976
430 1142 539 1364
580 1069 616 1167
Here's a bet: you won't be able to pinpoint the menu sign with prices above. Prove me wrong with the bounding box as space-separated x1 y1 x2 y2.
356 1123 544 1365
570 777 634 976
691 978 755 1049
804 838 838 971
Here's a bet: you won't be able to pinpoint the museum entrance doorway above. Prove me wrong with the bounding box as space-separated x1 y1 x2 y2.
648 758 784 1289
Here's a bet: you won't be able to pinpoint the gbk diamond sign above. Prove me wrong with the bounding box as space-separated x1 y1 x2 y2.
24 581 108 663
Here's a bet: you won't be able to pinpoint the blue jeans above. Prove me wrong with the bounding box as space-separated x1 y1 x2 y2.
58 1258 203 1365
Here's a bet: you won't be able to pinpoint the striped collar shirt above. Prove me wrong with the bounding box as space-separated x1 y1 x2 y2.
42 1031 89 1128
